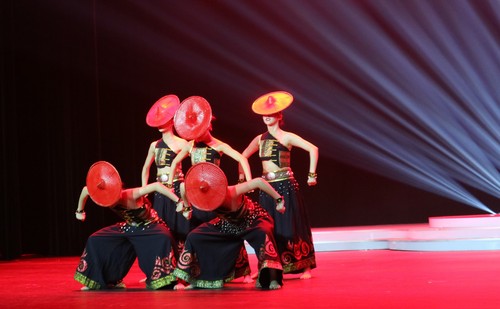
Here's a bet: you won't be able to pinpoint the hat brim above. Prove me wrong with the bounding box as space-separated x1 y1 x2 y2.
86 161 122 207
184 162 227 211
146 94 181 127
174 96 212 140
251 91 293 115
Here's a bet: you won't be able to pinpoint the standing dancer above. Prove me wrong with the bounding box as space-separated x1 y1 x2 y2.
239 91 318 279
74 161 182 290
167 96 254 283
142 94 189 252
173 162 285 290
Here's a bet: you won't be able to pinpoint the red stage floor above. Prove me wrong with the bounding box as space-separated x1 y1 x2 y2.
2 249 500 308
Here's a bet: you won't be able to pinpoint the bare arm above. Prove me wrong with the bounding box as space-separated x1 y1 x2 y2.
238 135 260 181
218 142 252 181
75 186 89 221
285 132 319 186
136 182 181 204
141 141 157 186
167 141 191 186
234 178 285 213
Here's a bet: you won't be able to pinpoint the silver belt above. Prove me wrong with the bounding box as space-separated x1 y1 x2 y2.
262 169 293 182
156 173 184 183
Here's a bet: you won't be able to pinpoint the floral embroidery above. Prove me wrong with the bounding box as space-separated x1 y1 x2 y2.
177 240 185 256
259 235 278 259
177 251 192 269
151 251 176 280
76 249 88 272
176 250 201 279
281 238 311 265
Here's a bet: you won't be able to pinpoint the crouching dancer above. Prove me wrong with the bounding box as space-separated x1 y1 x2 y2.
173 162 285 290
74 161 183 290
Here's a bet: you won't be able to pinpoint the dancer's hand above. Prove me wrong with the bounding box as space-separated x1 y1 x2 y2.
182 207 192 220
175 199 184 212
307 175 317 186
75 211 86 221
275 196 285 214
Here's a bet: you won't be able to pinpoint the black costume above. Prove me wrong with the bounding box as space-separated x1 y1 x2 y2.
188 141 221 225
258 132 316 274
153 139 189 252
74 198 178 290
173 196 282 289
187 141 252 278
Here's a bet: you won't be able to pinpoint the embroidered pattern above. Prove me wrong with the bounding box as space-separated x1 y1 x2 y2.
151 251 176 280
259 235 279 260
177 250 201 278
259 139 276 158
281 238 316 273
191 147 208 164
76 249 88 272
155 147 173 168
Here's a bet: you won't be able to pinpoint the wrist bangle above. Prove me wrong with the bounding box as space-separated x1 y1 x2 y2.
308 172 317 178
76 210 85 214
275 197 283 204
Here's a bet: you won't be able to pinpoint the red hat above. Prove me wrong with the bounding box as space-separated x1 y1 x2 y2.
86 161 122 207
251 91 293 115
174 96 212 140
146 94 181 127
184 162 228 211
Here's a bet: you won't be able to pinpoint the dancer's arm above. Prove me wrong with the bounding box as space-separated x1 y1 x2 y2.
75 186 89 221
235 178 285 213
141 141 157 186
286 132 318 186
167 142 191 187
136 182 182 206
238 135 260 182
219 142 252 181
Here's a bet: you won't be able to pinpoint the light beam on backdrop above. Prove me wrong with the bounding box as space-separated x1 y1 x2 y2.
65 0 500 213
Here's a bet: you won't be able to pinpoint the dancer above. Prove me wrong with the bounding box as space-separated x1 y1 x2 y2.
167 96 253 192
142 94 190 252
74 161 182 290
239 91 318 279
173 162 285 290
167 95 254 282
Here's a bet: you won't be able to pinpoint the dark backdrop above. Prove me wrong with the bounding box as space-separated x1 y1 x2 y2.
1 0 496 259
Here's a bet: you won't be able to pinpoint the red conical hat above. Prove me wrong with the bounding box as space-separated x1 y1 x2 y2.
86 161 122 207
251 91 293 115
146 94 181 127
174 96 212 140
184 162 227 211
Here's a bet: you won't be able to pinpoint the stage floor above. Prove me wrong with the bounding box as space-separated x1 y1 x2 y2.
3 221 500 308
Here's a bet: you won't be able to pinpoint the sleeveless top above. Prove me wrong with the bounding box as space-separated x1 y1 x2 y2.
259 132 290 168
154 139 177 168
190 141 222 166
155 139 184 182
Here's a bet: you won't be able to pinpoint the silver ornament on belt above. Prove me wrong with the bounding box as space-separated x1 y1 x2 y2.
160 174 169 182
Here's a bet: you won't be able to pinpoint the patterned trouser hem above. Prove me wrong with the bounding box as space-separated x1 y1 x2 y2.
173 268 224 289
74 272 102 290
283 256 316 274
147 274 177 290
260 259 283 271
